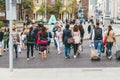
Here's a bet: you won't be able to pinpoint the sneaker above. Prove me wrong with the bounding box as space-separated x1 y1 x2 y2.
65 55 70 59
39 51 41 54
48 50 50 53
67 55 70 59
3 49 6 52
74 55 77 58
108 55 112 60
0 55 2 57
27 58 30 61
31 56 35 59
58 51 62 54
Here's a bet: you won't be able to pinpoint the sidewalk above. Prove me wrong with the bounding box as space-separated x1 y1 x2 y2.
1 68 120 80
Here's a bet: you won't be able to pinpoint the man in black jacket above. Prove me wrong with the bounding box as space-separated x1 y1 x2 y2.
26 27 35 60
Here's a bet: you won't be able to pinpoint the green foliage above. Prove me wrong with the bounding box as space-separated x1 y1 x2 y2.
0 0 5 9
22 0 34 12
52 0 63 15
0 21 4 28
37 4 50 15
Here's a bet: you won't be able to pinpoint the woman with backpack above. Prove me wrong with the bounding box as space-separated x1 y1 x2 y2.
26 27 35 61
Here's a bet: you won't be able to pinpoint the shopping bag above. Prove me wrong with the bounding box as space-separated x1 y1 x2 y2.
78 44 83 53
18 46 22 54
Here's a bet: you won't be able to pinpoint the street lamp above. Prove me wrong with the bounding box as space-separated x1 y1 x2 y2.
104 0 111 26
44 0 46 22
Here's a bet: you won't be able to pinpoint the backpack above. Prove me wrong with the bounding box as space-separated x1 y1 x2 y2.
94 27 102 40
47 31 52 41
88 25 91 34
27 31 35 42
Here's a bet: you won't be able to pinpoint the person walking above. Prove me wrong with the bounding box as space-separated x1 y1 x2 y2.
39 27 48 60
3 27 9 52
88 21 95 34
45 26 52 53
63 24 72 59
78 24 85 44
0 28 4 56
105 25 115 60
33 24 39 50
88 22 95 47
56 27 63 54
26 27 35 61
72 25 80 58
12 27 20 59
92 22 103 59
52 22 59 48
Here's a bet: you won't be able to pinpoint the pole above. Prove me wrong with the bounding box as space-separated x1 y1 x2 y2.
45 0 46 19
9 0 13 72
104 0 110 26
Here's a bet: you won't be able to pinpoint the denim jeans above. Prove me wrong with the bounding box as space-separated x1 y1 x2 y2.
13 44 18 58
64 44 71 57
4 40 9 49
94 40 102 57
106 42 113 56
27 43 34 58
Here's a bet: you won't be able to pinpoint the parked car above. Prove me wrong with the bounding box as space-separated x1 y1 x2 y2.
114 19 120 24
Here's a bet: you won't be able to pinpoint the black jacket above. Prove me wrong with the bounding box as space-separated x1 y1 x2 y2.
0 32 3 41
26 31 35 44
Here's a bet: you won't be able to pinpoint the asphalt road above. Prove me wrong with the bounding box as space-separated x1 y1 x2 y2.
0 23 120 69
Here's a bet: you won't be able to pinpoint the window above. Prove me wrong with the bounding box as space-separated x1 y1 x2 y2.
118 7 120 12
51 0 55 4
61 0 64 4
36 0 39 6
67 0 70 5
42 0 45 4
36 0 39 3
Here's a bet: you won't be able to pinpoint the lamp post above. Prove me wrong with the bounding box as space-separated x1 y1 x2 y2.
44 0 46 21
9 0 13 72
104 0 110 26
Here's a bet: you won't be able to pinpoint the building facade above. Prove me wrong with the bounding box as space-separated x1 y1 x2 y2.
80 0 89 19
32 0 78 21
32 0 43 20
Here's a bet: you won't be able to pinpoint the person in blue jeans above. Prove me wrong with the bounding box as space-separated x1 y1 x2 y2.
105 25 115 60
63 24 72 59
92 22 103 59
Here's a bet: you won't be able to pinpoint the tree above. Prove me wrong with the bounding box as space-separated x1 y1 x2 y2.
0 21 4 28
37 4 50 15
0 0 5 10
22 0 34 19
49 0 63 18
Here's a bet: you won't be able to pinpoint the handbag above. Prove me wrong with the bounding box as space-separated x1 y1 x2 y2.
77 44 83 53
37 40 40 45
67 38 74 44
18 46 22 54
103 36 107 45
40 40 48 45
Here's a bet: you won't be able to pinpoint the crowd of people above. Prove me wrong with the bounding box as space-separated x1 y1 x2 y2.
0 19 116 61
